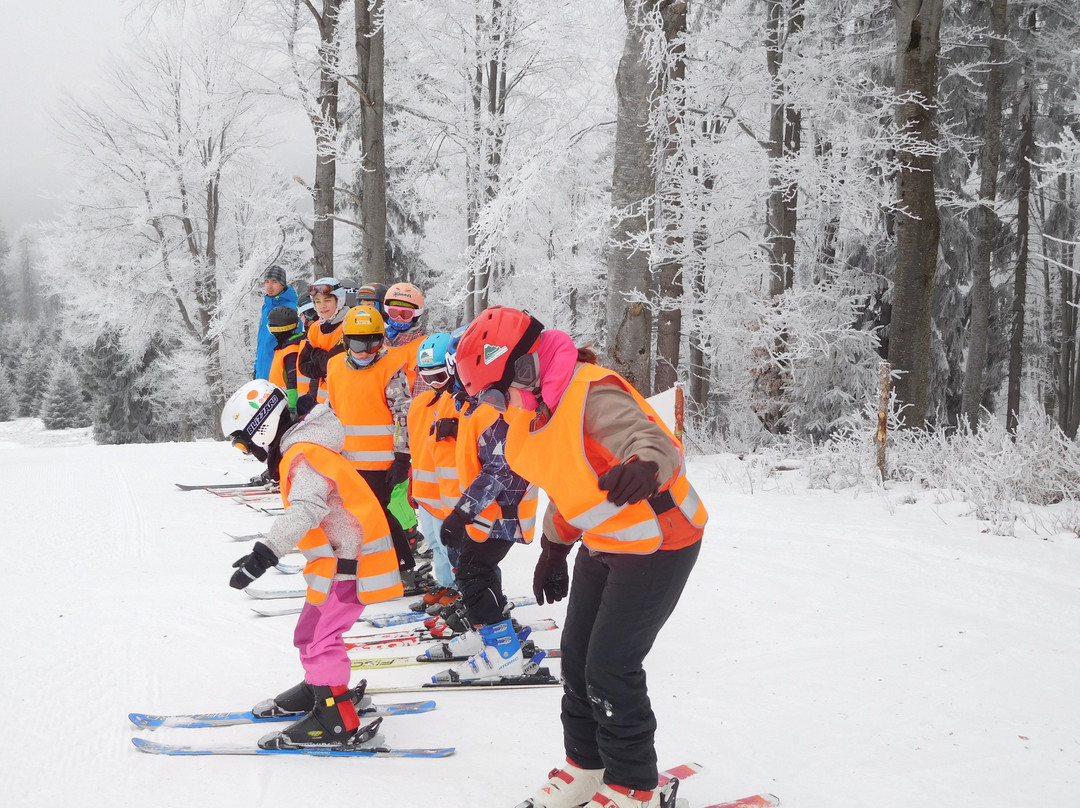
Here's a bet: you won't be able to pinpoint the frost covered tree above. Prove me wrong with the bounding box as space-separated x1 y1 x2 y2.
44 7 306 438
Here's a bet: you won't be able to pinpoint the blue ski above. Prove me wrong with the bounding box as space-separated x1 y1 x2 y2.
132 737 454 758
129 699 436 729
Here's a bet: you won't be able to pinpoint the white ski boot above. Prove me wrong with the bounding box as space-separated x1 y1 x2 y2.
584 784 660 808
523 760 605 808
430 618 523 682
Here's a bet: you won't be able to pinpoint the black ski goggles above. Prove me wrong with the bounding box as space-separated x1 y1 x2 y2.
345 335 383 355
229 431 268 462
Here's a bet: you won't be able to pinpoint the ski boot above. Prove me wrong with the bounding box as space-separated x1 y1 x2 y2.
418 627 483 661
430 618 523 683
424 600 471 637
521 760 605 808
409 585 457 613
257 685 375 749
252 678 371 719
583 780 681 808
423 588 460 615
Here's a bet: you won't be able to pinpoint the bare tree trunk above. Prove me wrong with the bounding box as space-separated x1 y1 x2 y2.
764 0 803 298
1007 46 1036 434
465 0 510 319
890 0 944 429
311 0 342 280
960 0 1007 429
606 0 661 395
356 0 387 284
654 0 687 394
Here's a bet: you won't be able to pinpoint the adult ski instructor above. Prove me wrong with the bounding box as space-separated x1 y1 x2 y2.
220 379 403 749
454 306 707 808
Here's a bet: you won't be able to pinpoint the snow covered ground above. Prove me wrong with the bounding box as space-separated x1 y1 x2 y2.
1 416 1077 808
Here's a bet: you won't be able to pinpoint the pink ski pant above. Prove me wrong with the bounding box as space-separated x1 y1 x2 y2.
293 579 365 686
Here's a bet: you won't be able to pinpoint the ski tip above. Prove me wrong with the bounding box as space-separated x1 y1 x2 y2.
128 713 162 729
131 737 182 754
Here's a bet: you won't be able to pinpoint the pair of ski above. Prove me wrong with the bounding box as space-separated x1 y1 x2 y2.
342 617 559 651
512 762 778 808
349 643 561 671
129 697 450 758
250 593 537 623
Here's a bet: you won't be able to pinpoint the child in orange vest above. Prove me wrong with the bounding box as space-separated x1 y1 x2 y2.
455 306 706 808
221 380 403 750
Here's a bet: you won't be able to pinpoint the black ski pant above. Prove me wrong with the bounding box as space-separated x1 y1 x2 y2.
356 469 415 571
455 537 512 626
560 540 701 791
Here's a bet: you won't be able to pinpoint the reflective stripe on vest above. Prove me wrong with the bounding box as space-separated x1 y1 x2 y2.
505 363 707 554
326 352 400 471
279 441 403 604
407 391 442 513
430 395 460 517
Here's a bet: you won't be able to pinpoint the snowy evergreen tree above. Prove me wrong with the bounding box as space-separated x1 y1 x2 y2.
14 342 49 418
80 331 181 445
39 361 92 430
0 359 15 422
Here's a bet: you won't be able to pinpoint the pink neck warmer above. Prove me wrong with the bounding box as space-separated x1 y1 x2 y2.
536 329 578 411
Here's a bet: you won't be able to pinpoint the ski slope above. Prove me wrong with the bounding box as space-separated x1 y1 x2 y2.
0 416 1076 808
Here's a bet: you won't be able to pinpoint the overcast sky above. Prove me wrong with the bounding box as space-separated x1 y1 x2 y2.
0 2 132 233
0 1 311 238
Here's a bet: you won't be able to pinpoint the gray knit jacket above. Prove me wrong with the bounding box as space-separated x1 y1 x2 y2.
262 403 364 580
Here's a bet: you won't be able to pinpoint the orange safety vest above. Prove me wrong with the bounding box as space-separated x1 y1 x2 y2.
307 321 344 403
407 389 443 516
430 394 461 517
386 336 424 393
295 340 312 396
326 351 401 471
456 404 539 544
278 442 403 604
506 363 707 554
269 342 302 397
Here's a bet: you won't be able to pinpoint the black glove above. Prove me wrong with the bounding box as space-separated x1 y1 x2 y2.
433 418 458 440
597 459 660 506
532 535 573 606
386 452 411 488
439 508 471 551
230 541 279 590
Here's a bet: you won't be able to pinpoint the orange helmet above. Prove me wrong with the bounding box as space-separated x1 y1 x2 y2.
455 306 545 398
385 282 425 314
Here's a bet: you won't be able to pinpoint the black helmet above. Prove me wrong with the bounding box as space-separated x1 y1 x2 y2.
267 305 300 335
355 283 389 316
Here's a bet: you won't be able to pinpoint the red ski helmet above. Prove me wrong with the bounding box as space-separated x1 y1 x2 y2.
456 306 545 398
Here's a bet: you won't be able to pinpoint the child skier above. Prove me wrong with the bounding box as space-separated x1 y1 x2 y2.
455 306 707 808
266 305 305 416
324 305 417 579
221 379 403 749
297 277 348 405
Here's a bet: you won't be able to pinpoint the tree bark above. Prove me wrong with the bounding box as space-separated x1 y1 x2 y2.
311 0 342 280
606 0 661 395
960 0 1007 429
889 0 944 429
764 0 803 298
1007 46 1036 434
356 0 387 285
654 0 687 394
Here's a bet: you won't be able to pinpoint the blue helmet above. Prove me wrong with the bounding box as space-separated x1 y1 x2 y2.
417 332 452 370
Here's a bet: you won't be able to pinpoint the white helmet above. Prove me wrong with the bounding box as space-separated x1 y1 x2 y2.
308 276 349 313
220 380 288 458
